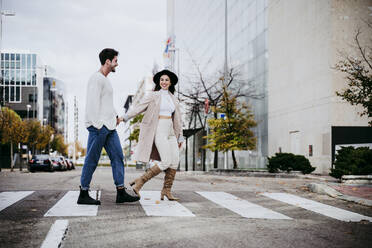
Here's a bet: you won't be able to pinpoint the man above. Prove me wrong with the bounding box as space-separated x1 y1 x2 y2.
77 48 139 205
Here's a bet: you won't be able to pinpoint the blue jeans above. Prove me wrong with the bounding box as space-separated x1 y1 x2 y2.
80 125 124 190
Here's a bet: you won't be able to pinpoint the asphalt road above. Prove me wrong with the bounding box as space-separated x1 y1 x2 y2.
0 167 371 248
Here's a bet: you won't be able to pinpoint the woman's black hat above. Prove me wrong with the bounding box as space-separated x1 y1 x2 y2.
153 69 178 86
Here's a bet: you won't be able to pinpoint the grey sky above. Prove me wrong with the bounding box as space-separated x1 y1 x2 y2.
2 0 166 147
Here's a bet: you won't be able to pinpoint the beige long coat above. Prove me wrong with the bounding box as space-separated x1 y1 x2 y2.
125 91 183 163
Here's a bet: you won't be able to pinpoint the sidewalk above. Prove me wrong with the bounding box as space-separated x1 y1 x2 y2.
329 184 372 200
180 169 372 207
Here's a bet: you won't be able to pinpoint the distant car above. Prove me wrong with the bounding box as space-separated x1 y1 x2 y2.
62 157 74 170
51 157 67 171
66 159 75 170
28 154 55 172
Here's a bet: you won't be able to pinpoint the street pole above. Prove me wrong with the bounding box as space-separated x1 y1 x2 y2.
223 0 228 170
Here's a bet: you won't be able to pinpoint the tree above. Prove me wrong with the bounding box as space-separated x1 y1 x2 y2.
24 119 42 154
51 134 68 156
0 107 28 170
204 86 257 169
334 21 372 125
179 59 263 169
35 125 54 152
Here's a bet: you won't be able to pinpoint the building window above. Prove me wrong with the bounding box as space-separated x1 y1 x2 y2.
16 86 20 102
32 54 36 69
32 70 36 85
21 54 26 68
27 54 31 69
29 93 37 103
10 86 15 102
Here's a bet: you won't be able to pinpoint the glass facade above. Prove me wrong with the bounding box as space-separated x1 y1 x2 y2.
173 0 268 167
1 52 37 103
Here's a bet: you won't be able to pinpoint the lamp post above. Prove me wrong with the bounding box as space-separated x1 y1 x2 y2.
0 0 15 111
26 104 31 119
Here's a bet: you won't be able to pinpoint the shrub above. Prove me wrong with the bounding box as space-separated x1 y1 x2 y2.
330 146 372 179
267 152 315 174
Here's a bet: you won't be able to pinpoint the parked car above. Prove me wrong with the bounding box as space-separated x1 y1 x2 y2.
62 157 73 170
66 159 75 170
28 154 56 172
51 157 67 171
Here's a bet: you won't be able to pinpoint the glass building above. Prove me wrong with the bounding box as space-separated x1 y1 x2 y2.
1 51 37 104
169 0 268 168
43 77 65 135
0 51 42 120
0 51 66 136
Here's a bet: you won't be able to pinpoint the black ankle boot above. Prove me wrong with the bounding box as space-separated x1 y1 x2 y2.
116 187 140 203
77 186 101 205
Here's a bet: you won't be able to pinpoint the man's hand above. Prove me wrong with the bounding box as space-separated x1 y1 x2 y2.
116 117 123 126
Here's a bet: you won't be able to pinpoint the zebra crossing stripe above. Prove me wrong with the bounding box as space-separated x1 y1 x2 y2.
196 191 292 220
44 191 100 217
262 193 372 222
0 191 34 212
40 219 68 248
139 191 195 217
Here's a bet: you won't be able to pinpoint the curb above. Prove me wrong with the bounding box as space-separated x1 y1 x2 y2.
178 170 338 182
307 183 372 207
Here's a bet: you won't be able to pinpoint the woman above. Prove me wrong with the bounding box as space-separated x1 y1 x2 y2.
122 69 184 201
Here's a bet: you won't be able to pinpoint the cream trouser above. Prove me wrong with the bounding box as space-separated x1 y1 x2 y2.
154 118 179 170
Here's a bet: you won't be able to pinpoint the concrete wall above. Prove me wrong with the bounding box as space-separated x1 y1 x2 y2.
267 0 371 174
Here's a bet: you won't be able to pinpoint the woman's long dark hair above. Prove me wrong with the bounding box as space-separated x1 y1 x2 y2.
154 83 175 94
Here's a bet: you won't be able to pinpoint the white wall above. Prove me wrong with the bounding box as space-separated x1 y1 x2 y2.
267 0 371 174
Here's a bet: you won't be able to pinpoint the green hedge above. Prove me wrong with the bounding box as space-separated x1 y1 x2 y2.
267 153 315 174
330 146 372 179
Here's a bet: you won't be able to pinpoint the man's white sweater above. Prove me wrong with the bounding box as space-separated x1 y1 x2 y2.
85 71 117 130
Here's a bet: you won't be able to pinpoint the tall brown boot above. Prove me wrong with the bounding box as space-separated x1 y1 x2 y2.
160 168 179 201
130 165 161 197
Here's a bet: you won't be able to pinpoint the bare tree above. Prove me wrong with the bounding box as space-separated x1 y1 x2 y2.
179 56 264 169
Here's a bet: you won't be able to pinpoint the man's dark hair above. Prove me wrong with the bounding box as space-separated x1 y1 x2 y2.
99 48 119 65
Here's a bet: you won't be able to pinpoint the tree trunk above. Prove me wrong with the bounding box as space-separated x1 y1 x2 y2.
10 141 14 172
232 150 238 169
185 137 188 171
202 130 206 171
213 112 218 168
192 114 196 171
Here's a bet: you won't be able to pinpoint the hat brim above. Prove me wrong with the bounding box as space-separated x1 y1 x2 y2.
153 69 178 86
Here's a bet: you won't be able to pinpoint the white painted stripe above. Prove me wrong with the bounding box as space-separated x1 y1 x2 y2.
262 193 372 222
0 191 34 211
196 191 292 220
139 191 195 217
40 219 68 248
44 191 100 217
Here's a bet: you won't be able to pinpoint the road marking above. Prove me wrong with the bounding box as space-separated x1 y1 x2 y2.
262 193 372 222
196 191 292 220
0 191 34 212
139 191 195 217
40 219 68 248
44 191 100 217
